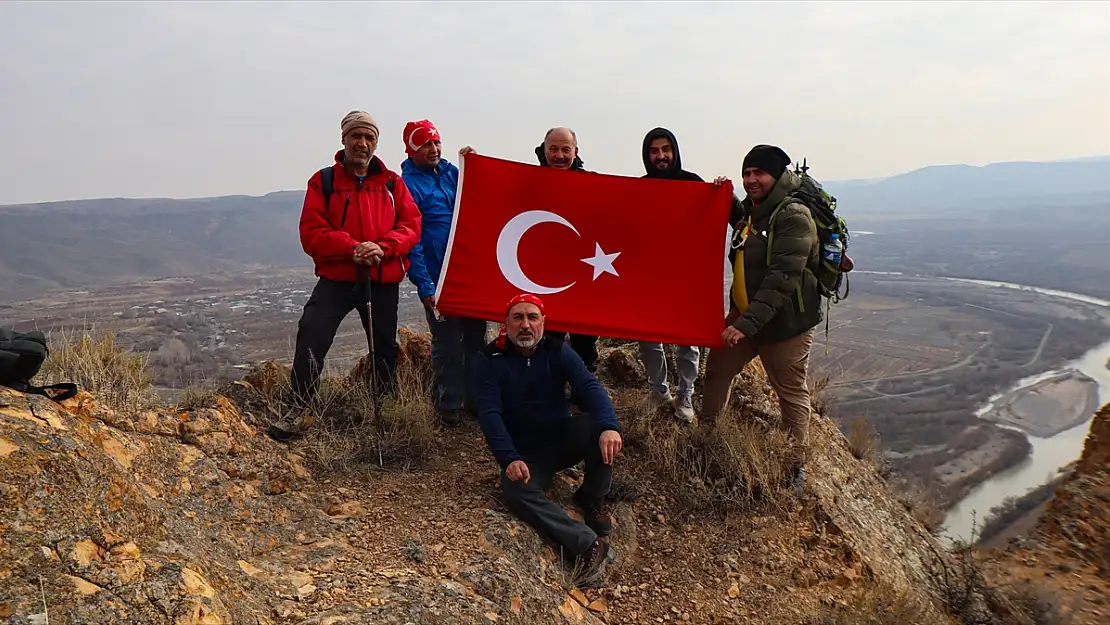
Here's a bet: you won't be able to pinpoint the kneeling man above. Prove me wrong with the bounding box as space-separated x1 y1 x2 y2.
473 294 621 583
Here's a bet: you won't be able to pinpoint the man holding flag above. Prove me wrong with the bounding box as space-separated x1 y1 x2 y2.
700 144 821 489
401 120 487 427
636 127 743 422
532 127 602 373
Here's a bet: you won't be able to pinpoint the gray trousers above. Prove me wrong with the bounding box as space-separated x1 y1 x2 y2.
501 415 612 556
637 342 700 400
425 309 488 413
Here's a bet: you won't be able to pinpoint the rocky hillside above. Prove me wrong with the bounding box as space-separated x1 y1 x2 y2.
0 334 1083 624
982 403 1110 624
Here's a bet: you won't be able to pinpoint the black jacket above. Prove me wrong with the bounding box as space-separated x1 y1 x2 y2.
473 335 619 469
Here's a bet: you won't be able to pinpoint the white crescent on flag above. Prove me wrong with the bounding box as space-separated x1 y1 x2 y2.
495 210 578 295
494 209 621 295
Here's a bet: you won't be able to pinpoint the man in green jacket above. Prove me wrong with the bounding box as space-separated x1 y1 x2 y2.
701 144 821 488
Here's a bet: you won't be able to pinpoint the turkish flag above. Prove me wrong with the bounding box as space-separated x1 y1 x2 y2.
434 154 733 347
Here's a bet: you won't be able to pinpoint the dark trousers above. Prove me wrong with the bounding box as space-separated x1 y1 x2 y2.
500 415 612 556
290 277 399 402
424 309 487 413
551 332 599 373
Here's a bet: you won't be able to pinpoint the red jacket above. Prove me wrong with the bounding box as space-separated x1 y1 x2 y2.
299 152 422 284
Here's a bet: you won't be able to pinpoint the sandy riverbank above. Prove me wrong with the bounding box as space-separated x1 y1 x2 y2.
980 369 1100 438
934 426 1028 492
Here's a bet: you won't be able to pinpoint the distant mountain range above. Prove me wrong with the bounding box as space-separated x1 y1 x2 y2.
1 156 1107 301
823 155 1110 215
0 191 307 301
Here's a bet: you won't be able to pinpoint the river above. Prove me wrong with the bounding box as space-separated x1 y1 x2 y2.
939 278 1110 544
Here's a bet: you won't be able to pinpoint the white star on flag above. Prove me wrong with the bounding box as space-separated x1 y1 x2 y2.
581 243 620 280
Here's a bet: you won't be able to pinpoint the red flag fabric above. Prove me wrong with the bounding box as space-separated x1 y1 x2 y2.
434 154 733 347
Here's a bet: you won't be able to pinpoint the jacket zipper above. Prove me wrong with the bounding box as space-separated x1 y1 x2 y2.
339 196 351 227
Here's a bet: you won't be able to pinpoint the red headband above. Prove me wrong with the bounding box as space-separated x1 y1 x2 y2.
404 120 441 157
497 294 546 348
506 293 545 316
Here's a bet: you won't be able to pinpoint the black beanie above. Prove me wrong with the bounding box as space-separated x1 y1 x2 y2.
742 145 792 178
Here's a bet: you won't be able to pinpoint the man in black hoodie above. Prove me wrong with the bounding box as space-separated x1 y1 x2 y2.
638 128 744 421
642 127 706 183
637 128 707 421
535 127 599 373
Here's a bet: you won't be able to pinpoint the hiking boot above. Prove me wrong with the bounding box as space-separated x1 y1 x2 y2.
574 538 612 587
791 463 807 493
574 492 613 536
648 390 674 410
267 410 311 442
438 409 464 428
673 395 696 423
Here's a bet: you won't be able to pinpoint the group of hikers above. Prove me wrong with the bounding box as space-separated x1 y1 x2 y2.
266 110 834 584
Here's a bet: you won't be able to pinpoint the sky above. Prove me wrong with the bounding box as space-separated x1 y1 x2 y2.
0 1 1107 205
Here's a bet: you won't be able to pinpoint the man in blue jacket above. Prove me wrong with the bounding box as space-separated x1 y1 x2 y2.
473 293 622 585
401 120 488 427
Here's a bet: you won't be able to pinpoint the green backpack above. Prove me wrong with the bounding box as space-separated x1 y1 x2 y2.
766 160 852 352
766 159 851 303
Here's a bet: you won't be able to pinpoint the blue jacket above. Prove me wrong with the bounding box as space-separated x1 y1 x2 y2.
473 336 620 469
401 157 459 299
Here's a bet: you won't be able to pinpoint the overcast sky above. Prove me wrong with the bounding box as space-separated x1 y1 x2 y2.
1 1 1107 205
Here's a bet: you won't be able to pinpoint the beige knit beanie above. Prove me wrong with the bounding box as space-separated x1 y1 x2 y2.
341 110 378 139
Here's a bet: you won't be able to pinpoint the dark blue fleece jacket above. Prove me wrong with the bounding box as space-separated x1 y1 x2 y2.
473 336 620 469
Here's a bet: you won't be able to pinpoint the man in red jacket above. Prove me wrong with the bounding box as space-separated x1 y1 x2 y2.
269 110 422 442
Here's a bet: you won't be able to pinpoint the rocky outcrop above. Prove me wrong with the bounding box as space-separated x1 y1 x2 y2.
1036 402 1109 566
982 403 1110 625
1 351 972 624
0 388 602 624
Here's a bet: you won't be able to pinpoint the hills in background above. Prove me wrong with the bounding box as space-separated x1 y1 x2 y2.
0 192 307 300
1 156 1107 301
823 155 1110 214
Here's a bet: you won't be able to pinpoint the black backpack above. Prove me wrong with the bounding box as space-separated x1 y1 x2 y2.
0 328 78 401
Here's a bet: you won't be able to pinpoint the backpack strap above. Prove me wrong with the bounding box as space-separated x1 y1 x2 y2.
23 382 79 402
766 198 817 314
320 166 335 206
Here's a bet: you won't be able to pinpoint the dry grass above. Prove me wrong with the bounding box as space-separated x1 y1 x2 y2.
890 474 948 535
40 327 158 412
806 582 932 624
292 356 438 473
175 382 221 411
846 416 881 464
990 581 1081 625
926 539 1081 625
810 374 832 416
618 391 795 515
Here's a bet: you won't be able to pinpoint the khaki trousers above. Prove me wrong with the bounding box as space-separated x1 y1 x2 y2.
701 312 815 455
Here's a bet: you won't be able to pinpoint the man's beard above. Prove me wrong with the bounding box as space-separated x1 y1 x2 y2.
511 333 538 348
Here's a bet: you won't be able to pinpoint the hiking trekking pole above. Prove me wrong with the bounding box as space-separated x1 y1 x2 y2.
356 263 385 467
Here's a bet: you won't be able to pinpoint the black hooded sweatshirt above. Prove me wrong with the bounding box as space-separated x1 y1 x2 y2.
534 143 586 171
641 127 704 181
642 127 746 227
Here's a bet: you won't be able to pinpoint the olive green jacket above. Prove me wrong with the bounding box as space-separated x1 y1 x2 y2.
729 170 822 343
